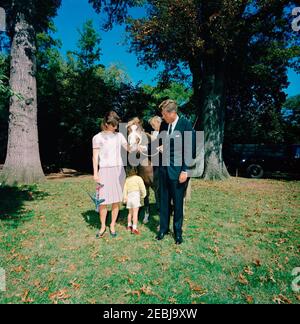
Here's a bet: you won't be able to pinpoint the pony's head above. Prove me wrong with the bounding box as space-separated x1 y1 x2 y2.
127 118 143 148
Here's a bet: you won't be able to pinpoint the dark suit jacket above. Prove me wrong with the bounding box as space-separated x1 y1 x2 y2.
158 116 196 181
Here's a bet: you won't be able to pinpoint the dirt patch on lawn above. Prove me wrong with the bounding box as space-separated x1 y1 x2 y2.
46 169 91 181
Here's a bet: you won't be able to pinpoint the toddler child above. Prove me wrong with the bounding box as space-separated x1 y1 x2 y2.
123 167 147 235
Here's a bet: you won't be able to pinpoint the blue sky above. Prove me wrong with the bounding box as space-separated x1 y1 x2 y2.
53 0 300 97
53 0 159 85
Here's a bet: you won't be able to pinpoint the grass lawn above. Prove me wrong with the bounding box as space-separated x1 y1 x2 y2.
0 176 299 304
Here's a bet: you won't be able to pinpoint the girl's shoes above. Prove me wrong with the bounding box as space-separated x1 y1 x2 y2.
131 229 140 235
126 226 133 232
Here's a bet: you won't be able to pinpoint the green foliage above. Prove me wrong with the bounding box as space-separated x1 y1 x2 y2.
284 95 300 123
73 20 102 70
0 54 11 97
90 0 300 179
282 95 300 143
88 0 145 30
35 20 153 171
3 0 61 35
142 82 193 121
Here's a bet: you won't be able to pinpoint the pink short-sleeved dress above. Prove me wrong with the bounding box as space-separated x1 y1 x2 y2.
92 131 127 205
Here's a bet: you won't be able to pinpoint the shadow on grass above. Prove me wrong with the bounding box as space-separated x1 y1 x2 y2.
82 206 132 230
0 184 48 228
82 210 101 229
263 172 300 181
141 203 160 234
82 203 160 233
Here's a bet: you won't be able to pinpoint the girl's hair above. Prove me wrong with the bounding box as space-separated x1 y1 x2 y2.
126 166 138 177
149 116 162 126
127 117 143 133
101 111 121 131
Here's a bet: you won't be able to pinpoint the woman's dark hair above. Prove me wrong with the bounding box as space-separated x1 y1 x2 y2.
101 111 121 131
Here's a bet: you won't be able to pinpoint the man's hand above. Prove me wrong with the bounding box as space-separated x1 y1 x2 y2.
157 145 164 153
179 172 188 184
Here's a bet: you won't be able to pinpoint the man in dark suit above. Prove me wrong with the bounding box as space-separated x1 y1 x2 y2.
156 99 195 245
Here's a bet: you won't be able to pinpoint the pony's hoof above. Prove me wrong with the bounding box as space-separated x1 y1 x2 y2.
143 216 149 224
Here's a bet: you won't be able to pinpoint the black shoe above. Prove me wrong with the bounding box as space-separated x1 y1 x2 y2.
175 237 183 245
156 232 166 241
109 227 117 238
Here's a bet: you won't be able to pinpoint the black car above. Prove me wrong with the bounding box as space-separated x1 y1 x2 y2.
224 144 300 179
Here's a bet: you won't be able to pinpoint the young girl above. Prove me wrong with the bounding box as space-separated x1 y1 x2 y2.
149 116 162 214
123 167 147 235
149 116 162 140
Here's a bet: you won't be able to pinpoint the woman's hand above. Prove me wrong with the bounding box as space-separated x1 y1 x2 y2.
94 175 100 183
138 145 147 152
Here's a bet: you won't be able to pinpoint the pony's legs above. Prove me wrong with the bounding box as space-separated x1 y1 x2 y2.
143 187 151 224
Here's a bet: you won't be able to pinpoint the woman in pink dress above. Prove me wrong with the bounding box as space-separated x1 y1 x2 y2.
92 111 129 238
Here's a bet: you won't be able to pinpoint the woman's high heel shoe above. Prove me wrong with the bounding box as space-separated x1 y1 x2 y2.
109 227 117 238
96 228 106 239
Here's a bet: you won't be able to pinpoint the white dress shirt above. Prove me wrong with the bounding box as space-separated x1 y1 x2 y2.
167 115 187 175
168 115 179 135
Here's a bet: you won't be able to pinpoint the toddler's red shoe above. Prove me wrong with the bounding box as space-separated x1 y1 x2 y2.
126 226 133 232
131 229 140 235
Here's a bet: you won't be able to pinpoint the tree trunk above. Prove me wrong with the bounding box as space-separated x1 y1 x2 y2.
2 12 45 185
192 53 230 180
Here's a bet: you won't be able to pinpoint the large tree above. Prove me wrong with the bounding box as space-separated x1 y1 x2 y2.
89 0 300 180
0 0 61 184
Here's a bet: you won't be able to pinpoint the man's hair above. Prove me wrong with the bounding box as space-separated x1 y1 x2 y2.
159 99 178 113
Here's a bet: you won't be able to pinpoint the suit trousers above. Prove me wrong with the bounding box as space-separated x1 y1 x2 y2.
159 166 186 237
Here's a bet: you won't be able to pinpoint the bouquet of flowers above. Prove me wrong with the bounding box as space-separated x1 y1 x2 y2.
86 183 105 212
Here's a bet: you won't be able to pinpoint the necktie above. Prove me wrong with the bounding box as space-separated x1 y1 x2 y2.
169 123 173 135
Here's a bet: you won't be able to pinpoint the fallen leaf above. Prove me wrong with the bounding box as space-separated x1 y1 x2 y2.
185 279 208 295
49 289 71 303
238 274 249 285
253 259 262 267
244 266 254 276
246 295 254 304
141 285 154 296
168 297 177 303
125 290 141 300
13 266 24 273
273 294 292 304
68 264 77 272
70 280 81 290
21 290 34 303
115 256 131 263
